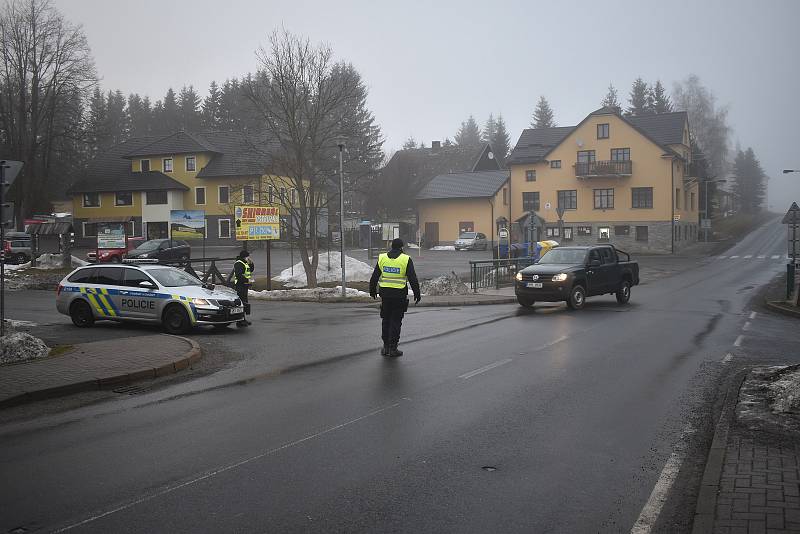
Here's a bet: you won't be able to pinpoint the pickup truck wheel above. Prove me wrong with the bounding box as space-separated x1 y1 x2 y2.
517 296 535 308
70 300 95 327
566 285 586 310
616 280 631 304
15 253 27 264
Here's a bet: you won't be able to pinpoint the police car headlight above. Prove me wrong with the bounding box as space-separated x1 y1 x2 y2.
191 298 216 307
552 273 568 282
515 271 523 281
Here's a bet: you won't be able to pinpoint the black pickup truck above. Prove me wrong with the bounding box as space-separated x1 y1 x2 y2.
514 245 640 310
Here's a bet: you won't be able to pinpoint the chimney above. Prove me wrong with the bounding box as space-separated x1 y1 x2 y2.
431 140 441 153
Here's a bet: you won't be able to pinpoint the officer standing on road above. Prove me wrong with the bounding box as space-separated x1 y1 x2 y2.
232 249 254 327
369 238 421 357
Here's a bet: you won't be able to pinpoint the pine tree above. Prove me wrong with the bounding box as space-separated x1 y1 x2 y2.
201 81 223 129
627 78 653 116
127 93 147 137
454 115 482 149
531 96 556 128
482 114 497 144
402 136 417 150
105 90 129 145
492 114 511 165
652 80 672 113
162 88 179 132
731 147 768 214
601 84 622 114
220 78 241 128
178 85 201 131
86 87 108 157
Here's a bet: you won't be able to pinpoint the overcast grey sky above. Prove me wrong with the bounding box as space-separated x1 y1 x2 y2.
54 0 800 210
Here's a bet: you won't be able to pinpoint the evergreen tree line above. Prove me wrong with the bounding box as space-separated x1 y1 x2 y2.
402 113 511 165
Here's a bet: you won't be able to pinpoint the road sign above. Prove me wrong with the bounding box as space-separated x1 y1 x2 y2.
701 218 712 229
782 202 800 224
170 210 206 239
544 202 552 210
673 214 681 221
235 205 280 240
499 228 509 239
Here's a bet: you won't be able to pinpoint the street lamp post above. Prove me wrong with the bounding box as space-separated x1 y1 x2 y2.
336 138 347 298
704 179 727 242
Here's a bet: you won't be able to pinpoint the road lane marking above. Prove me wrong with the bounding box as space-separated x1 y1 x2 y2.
772 255 780 259
743 321 751 331
459 358 513 380
631 424 695 534
729 255 739 259
757 255 766 259
722 353 733 364
717 256 727 259
743 255 753 259
52 401 404 532
749 311 757 319
734 335 744 347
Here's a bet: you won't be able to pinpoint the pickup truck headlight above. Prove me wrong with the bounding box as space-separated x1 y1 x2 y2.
552 273 568 282
515 272 523 281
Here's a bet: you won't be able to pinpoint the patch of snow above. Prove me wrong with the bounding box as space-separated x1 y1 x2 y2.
71 255 89 267
1 332 49 364
273 251 374 288
768 367 800 414
4 261 31 271
250 286 371 301
34 253 65 270
407 243 420 249
430 245 456 251
421 272 469 296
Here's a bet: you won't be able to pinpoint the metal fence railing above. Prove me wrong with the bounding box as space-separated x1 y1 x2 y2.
469 258 536 292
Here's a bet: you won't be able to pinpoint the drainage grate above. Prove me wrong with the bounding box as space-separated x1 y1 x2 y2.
113 384 151 395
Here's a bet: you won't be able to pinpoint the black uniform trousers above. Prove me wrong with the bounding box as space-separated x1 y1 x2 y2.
380 297 408 347
235 283 250 315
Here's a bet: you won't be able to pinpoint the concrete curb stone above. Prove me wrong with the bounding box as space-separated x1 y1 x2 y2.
765 300 800 319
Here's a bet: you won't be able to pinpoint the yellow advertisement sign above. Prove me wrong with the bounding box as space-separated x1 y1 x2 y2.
235 205 280 240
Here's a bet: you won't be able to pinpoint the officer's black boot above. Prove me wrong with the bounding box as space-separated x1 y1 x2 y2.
381 344 389 356
388 344 403 357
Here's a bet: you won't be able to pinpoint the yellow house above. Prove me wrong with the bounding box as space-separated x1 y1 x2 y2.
69 131 310 246
505 107 699 253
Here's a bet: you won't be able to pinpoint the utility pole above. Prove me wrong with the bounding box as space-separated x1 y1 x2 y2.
336 138 347 298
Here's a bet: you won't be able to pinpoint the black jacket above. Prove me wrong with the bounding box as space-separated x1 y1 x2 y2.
369 249 421 300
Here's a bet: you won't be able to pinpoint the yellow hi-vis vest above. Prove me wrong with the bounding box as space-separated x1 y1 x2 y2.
378 253 410 289
232 259 252 285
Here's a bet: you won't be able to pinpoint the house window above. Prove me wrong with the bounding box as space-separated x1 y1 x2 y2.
218 185 229 205
691 192 696 211
557 189 577 210
280 187 287 203
459 221 474 233
82 193 100 208
632 187 653 209
243 185 254 204
636 225 649 242
268 186 274 204
563 227 573 241
140 159 150 172
522 192 540 212
593 188 614 209
598 227 611 241
146 191 168 205
610 148 630 161
597 123 609 139
195 187 206 205
614 225 630 236
577 226 592 236
525 170 536 182
503 187 508 205
115 192 132 206
163 158 173 173
218 218 231 239
550 160 561 169
82 222 98 237
577 150 596 164
127 220 140 237
546 227 560 238
675 188 681 209
186 156 196 172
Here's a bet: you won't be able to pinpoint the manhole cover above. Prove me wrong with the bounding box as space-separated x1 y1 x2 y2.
481 466 497 472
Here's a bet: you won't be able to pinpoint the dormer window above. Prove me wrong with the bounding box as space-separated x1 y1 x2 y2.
186 155 196 172
163 158 173 173
140 159 150 172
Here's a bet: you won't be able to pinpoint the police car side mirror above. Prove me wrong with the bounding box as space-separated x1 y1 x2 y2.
139 281 156 290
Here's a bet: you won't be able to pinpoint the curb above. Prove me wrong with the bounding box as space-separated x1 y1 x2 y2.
764 299 800 319
415 297 517 307
691 371 747 534
0 335 201 409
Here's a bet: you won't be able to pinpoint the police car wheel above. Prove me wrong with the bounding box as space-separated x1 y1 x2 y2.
70 300 95 327
163 305 191 334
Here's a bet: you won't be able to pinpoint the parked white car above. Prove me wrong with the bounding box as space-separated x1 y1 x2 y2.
454 232 488 251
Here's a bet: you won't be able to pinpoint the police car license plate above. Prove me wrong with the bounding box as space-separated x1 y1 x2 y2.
230 306 244 315
526 282 543 288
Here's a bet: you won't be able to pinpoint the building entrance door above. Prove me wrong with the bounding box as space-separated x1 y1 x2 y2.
424 222 439 248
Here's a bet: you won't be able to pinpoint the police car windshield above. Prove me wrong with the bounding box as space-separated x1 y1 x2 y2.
148 267 202 287
538 249 587 264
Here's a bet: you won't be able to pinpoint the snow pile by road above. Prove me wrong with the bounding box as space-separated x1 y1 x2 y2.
1 329 49 364
274 251 374 288
421 272 469 296
767 367 800 414
34 253 65 270
71 255 89 266
250 286 371 301
3 261 31 271
430 245 456 251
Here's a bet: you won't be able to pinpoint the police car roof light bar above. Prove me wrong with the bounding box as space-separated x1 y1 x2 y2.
122 258 160 264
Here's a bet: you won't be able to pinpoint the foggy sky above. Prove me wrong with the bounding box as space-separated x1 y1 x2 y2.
53 0 800 211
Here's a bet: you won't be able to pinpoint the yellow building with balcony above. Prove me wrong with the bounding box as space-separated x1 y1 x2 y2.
505 107 699 253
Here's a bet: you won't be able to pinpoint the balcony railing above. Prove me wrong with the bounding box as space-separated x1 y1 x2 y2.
575 160 633 178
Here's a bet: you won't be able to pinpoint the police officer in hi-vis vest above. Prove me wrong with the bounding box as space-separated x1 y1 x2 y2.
369 238 421 357
232 249 254 327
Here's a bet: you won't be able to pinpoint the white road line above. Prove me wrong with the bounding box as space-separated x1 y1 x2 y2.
52 401 404 532
749 311 757 320
743 321 751 331
8 319 37 327
772 255 780 259
459 358 513 380
734 335 744 347
757 255 766 259
722 353 733 364
631 425 694 534
729 255 739 259
717 256 727 260
743 255 753 259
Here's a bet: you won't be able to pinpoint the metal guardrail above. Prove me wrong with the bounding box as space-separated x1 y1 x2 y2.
159 257 238 287
469 258 536 292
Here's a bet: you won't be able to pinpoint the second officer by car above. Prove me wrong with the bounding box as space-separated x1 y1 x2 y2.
231 249 255 327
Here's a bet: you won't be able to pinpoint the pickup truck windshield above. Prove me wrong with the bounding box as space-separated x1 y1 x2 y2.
538 249 587 264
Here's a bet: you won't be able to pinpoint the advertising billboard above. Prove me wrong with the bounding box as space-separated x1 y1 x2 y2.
235 205 280 241
97 223 127 249
170 210 206 240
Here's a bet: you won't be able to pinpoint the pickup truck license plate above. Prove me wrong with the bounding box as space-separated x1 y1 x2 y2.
230 306 244 315
526 282 543 288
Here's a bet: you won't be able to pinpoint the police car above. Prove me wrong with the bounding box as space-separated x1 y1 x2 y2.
56 261 245 334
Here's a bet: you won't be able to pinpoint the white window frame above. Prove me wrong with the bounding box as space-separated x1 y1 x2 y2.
140 159 151 172
163 157 173 173
195 186 206 206
82 192 101 208
218 185 229 205
82 221 98 237
218 218 232 239
185 155 196 172
115 192 133 207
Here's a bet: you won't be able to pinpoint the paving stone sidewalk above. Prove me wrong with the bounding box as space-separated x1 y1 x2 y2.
0 334 199 407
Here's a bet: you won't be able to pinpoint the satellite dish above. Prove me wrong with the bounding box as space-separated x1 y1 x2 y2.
487 152 494 160
576 139 584 148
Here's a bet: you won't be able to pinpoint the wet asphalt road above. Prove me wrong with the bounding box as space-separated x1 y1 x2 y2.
0 219 793 533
